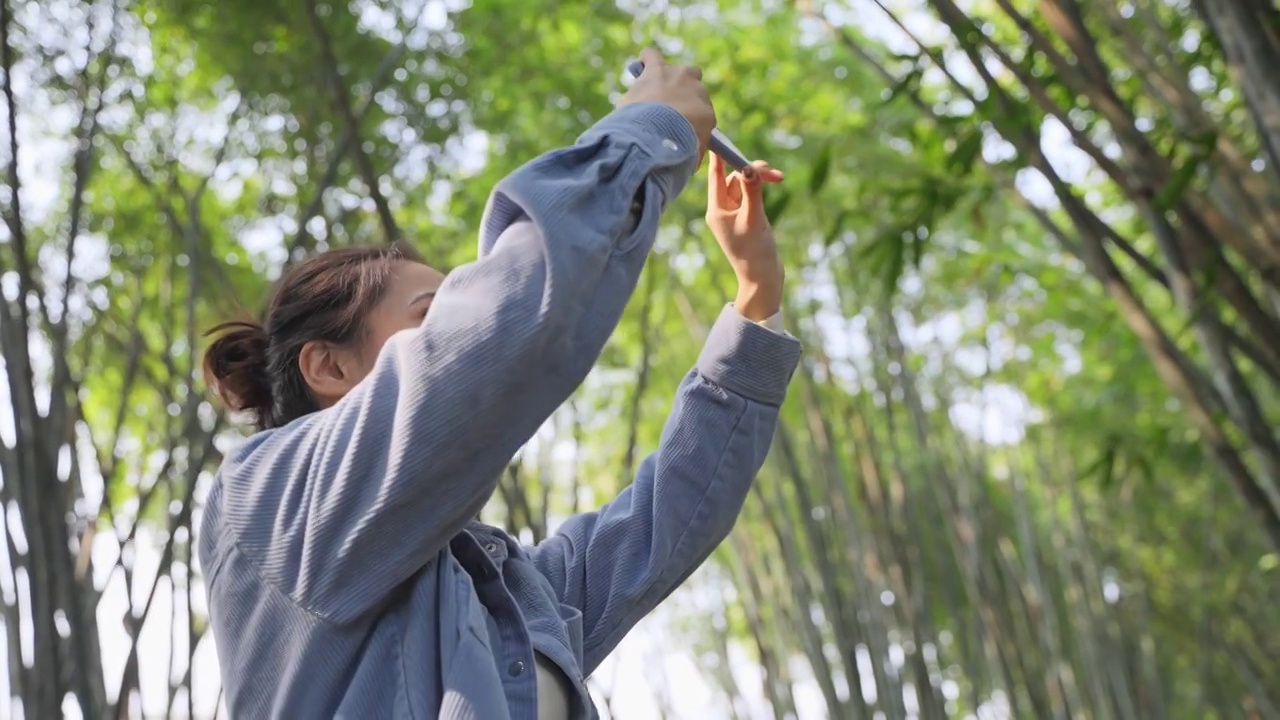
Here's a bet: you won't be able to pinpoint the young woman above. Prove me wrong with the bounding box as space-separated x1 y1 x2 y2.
199 49 801 719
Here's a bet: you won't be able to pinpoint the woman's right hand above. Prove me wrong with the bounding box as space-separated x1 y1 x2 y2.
618 47 716 155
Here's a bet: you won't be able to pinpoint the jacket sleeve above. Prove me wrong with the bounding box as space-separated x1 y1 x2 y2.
217 103 701 624
526 306 801 673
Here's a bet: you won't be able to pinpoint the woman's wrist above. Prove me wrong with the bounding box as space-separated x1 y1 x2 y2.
733 274 784 322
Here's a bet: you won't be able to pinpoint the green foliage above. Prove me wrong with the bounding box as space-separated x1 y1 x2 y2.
2 0 1277 716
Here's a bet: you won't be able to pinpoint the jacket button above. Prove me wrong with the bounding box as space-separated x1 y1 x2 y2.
508 660 525 677
484 542 499 555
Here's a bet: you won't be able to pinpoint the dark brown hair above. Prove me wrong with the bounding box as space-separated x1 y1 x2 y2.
203 243 422 432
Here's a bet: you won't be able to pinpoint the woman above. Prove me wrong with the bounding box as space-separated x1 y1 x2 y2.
199 50 801 719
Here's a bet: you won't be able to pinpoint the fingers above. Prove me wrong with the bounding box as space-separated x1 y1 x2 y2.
739 161 778 225
727 170 744 206
711 156 783 222
636 49 703 82
744 159 784 184
638 47 666 72
752 161 783 181
708 152 731 208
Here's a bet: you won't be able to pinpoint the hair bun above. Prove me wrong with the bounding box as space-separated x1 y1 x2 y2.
202 320 273 418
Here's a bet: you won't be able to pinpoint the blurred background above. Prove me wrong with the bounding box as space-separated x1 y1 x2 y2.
1 0 1279 717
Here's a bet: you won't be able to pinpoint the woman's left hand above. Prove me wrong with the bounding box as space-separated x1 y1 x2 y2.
705 153 786 322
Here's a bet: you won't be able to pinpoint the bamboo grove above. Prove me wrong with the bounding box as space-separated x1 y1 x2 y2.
0 0 1276 718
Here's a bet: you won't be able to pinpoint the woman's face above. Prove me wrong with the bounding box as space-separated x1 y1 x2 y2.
359 260 447 363
300 260 446 408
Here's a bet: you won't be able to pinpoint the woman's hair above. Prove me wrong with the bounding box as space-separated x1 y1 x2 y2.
203 243 422 432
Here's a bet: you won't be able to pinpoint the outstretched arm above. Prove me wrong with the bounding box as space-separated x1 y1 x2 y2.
527 304 800 673
215 102 702 625
528 154 795 673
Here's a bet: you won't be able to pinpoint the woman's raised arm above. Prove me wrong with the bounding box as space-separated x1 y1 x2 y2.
213 102 700 625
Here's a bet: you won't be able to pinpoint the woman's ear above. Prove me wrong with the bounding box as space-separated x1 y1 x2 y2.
297 339 360 408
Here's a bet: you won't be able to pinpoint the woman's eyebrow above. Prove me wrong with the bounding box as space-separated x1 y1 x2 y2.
408 290 437 307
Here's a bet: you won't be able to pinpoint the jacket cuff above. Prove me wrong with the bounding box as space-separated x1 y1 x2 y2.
697 305 801 407
577 102 700 207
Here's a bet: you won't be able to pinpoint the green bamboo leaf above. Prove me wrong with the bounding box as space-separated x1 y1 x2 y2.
808 143 832 195
1154 156 1202 210
947 129 983 173
764 186 792 222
